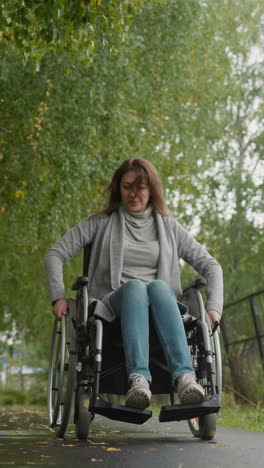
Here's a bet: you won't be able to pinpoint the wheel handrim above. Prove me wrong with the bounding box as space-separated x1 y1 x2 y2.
47 316 66 427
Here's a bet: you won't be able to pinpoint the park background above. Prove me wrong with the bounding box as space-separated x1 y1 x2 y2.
0 0 263 408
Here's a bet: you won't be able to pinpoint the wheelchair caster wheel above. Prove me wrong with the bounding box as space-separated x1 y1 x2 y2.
76 389 92 440
188 413 217 440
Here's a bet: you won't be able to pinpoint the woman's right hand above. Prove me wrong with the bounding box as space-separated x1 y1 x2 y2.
52 298 68 319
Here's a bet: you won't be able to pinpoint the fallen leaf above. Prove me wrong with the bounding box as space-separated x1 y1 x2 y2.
25 463 44 466
105 447 121 452
87 440 107 445
22 463 56 466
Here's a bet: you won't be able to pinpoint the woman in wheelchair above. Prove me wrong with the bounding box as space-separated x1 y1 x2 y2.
44 158 223 411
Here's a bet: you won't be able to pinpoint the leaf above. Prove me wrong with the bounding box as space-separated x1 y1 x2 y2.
105 447 121 452
88 440 107 445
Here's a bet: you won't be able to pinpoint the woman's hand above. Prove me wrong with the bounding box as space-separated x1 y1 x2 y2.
52 298 68 320
208 309 221 333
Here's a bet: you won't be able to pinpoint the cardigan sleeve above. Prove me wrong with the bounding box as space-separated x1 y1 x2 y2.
43 215 99 304
175 221 224 315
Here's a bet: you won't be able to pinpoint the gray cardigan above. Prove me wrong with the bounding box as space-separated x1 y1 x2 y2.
44 208 223 321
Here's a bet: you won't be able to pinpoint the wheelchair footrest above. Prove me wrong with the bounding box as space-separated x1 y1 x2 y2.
93 396 152 425
159 395 220 422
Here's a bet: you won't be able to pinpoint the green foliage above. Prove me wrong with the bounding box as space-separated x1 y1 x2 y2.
0 386 46 406
218 392 264 432
0 0 263 361
0 0 166 65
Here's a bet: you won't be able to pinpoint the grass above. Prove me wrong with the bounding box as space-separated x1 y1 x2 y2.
217 392 264 432
0 387 47 407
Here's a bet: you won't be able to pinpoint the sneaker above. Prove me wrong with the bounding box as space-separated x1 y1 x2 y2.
175 373 205 404
126 374 151 409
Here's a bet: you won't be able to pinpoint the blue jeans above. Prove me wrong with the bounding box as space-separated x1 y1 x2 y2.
110 279 194 382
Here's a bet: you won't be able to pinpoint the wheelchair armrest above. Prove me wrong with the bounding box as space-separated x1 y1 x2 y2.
183 278 206 293
71 275 89 291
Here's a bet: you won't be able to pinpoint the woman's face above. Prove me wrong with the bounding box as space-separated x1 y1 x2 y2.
120 170 150 213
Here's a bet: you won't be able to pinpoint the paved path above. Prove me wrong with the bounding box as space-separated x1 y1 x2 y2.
0 407 263 467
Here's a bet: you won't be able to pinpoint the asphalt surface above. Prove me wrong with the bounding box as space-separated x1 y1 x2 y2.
0 407 263 468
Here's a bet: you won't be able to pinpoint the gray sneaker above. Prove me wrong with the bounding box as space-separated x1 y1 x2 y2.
126 374 151 409
176 373 205 404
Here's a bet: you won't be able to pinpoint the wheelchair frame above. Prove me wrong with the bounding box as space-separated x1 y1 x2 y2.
47 246 222 440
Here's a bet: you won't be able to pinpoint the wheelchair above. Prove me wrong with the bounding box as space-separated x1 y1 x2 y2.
47 245 222 441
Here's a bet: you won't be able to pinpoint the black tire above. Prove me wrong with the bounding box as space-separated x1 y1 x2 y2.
188 413 217 440
75 389 92 440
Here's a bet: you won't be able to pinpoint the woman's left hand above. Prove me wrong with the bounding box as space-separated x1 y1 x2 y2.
208 309 221 332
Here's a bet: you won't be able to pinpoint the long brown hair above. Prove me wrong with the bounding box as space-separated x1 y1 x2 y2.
103 158 170 216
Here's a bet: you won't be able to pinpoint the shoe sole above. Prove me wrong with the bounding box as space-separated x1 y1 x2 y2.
126 390 151 409
179 389 205 404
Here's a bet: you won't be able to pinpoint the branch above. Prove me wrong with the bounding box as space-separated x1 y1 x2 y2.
223 383 257 407
0 126 12 133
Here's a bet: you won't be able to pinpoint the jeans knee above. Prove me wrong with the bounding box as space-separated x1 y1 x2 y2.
110 280 148 316
148 279 169 294
123 279 147 295
147 280 176 300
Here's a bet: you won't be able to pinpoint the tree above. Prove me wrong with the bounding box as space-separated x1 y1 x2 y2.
0 0 263 361
193 0 264 302
1 0 164 65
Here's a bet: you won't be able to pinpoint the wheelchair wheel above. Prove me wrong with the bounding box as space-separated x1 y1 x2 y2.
188 326 222 440
47 301 78 434
188 413 217 440
56 306 78 437
47 316 67 428
75 387 92 440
